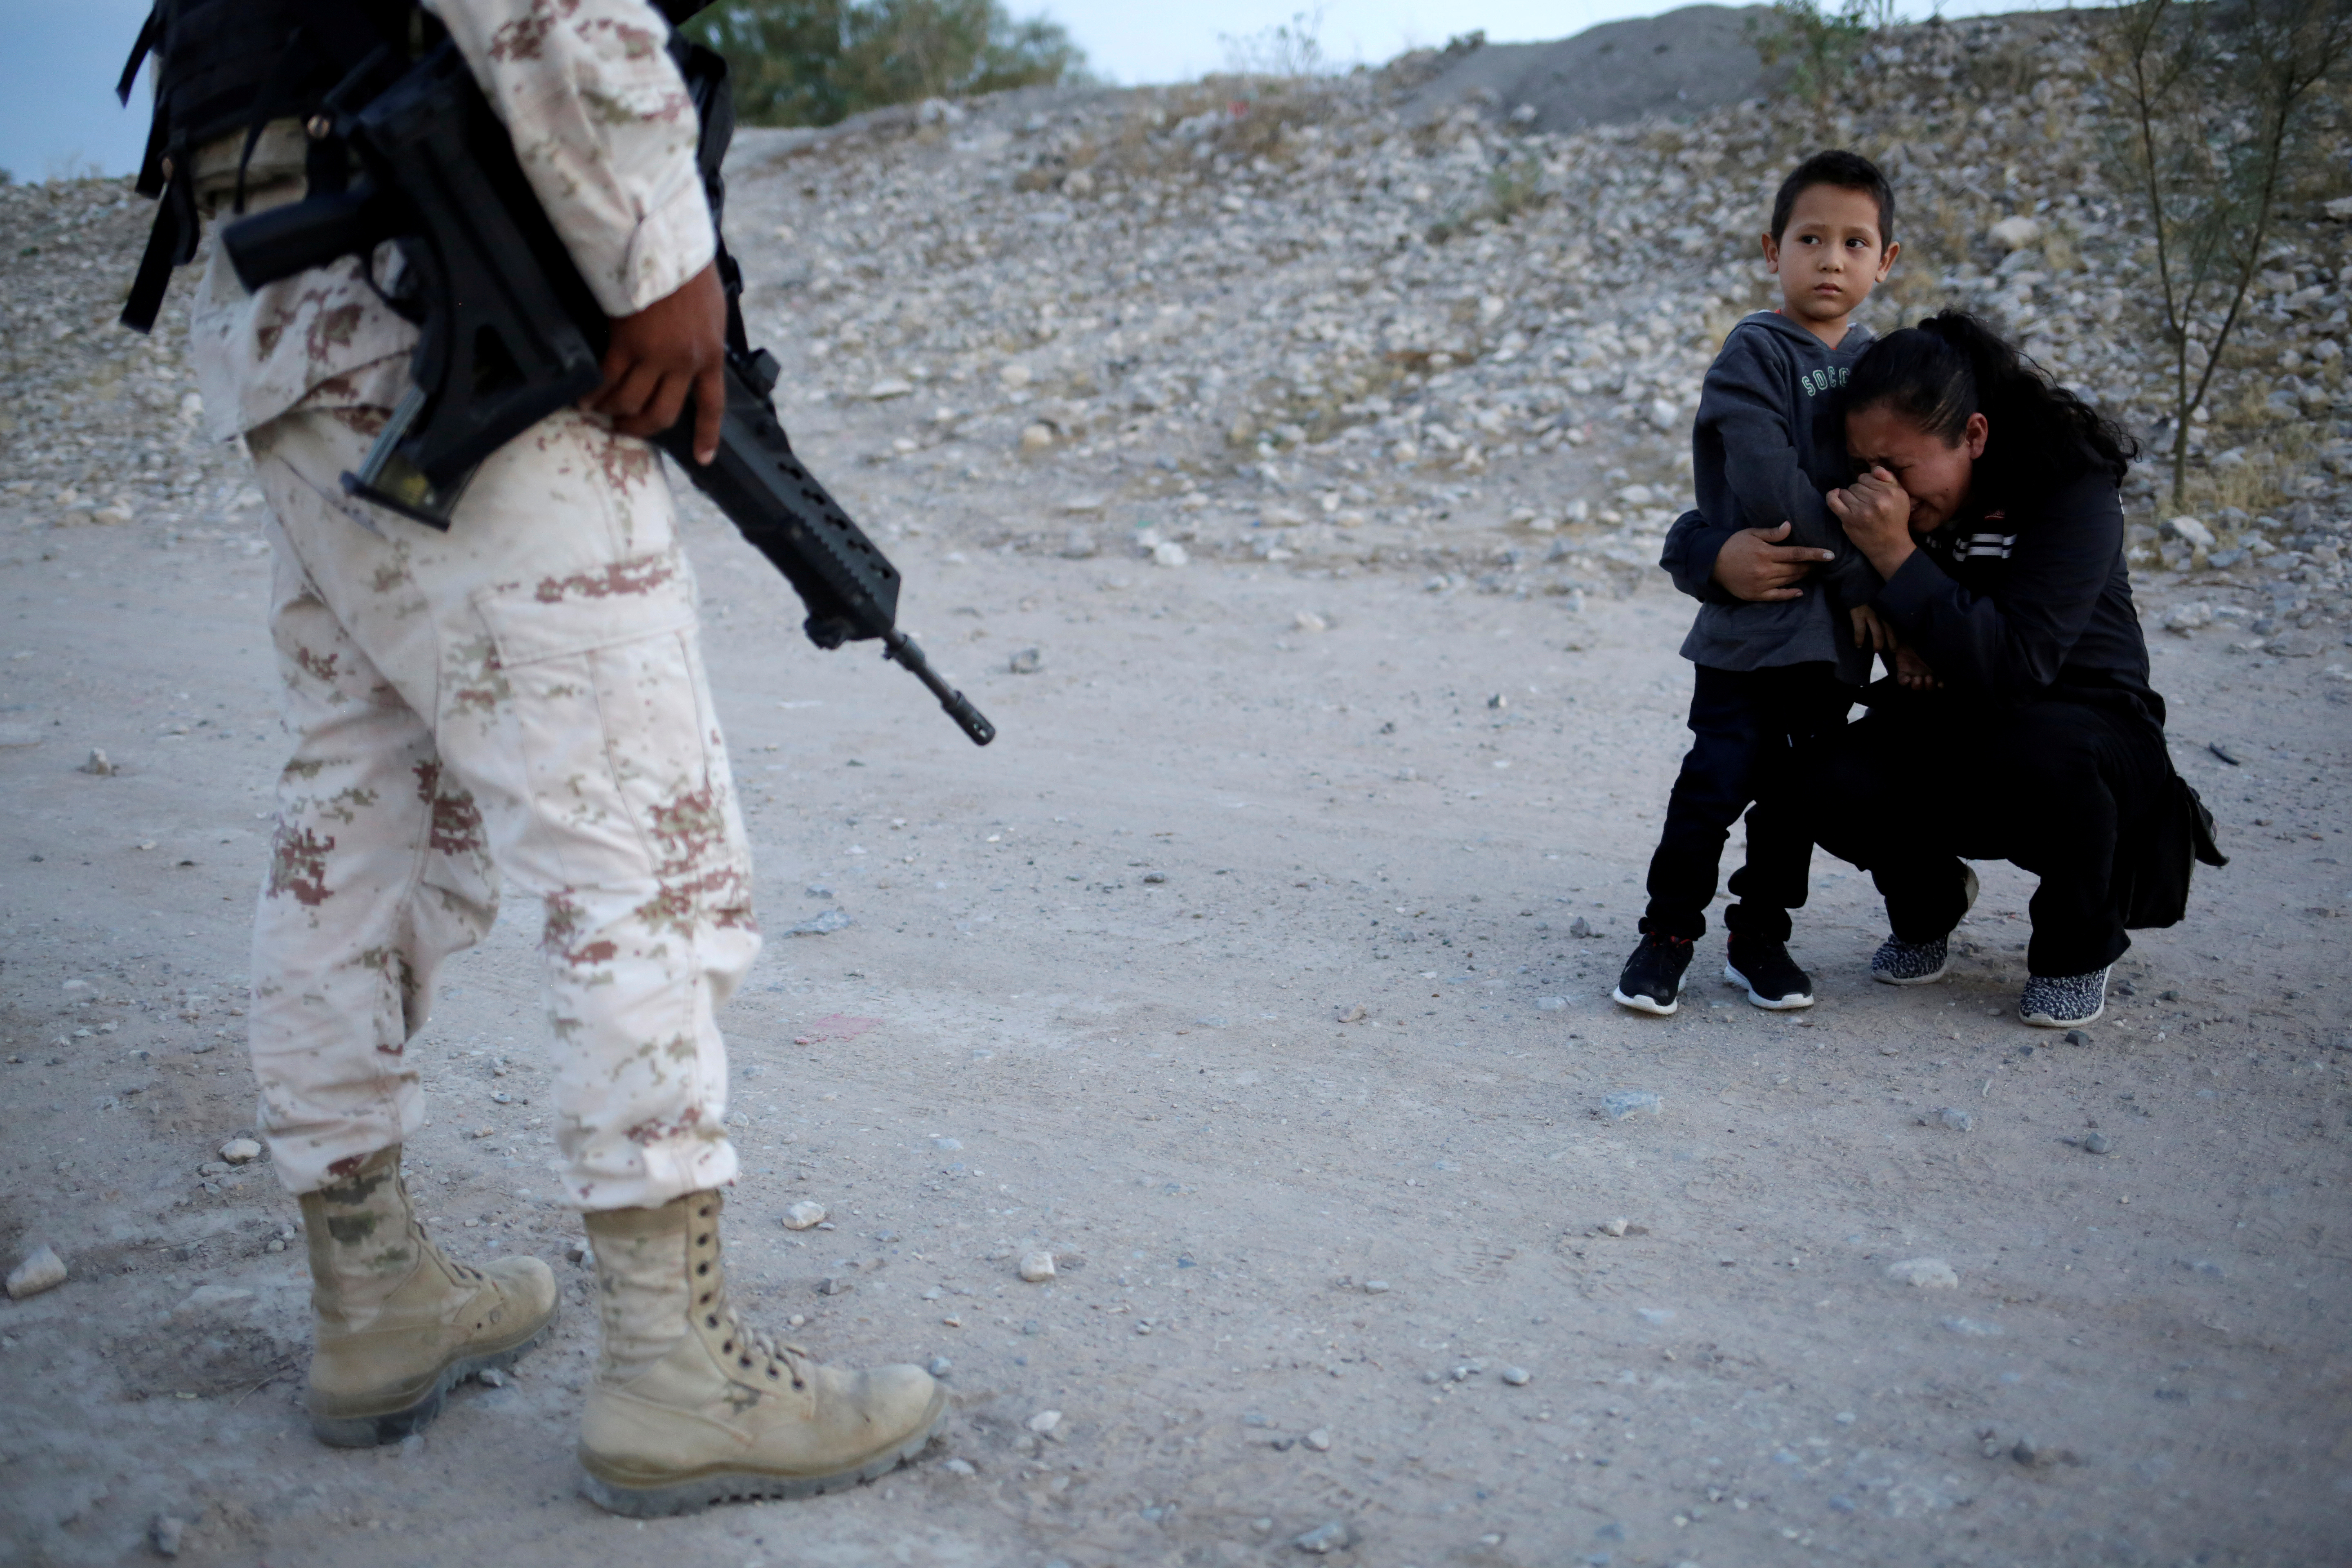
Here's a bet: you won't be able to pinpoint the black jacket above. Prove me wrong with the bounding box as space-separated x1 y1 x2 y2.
1877 469 2160 719
1875 466 2224 926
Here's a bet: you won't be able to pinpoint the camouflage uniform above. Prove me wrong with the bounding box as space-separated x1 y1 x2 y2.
189 0 752 1209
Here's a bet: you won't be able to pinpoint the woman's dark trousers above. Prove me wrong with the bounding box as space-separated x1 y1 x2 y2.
1640 662 1856 944
1802 695 2169 976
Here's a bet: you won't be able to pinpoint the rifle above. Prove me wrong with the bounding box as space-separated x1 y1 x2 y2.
220 31 993 746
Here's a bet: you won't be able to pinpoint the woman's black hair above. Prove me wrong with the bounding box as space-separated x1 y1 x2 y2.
1846 310 2138 490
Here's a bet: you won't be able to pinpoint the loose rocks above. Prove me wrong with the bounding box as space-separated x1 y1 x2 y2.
1885 1257 1960 1289
1294 1519 1352 1554
6 1244 67 1299
1008 646 1044 674
149 1515 187 1558
1926 1107 1974 1132
1599 1089 1660 1120
1500 1365 1533 1386
1018 1250 1057 1282
218 1136 262 1164
782 1201 829 1230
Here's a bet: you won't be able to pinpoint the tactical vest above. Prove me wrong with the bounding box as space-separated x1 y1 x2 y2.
115 0 431 332
117 0 718 335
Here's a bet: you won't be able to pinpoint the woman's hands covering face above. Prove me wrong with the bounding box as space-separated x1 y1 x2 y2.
1827 465 1918 578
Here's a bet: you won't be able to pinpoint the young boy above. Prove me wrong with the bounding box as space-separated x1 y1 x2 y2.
1611 149 1899 1016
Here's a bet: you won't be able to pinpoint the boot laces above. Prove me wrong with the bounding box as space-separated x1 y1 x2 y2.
722 1311 812 1390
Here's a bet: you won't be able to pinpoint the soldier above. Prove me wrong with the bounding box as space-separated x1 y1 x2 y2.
119 0 943 1516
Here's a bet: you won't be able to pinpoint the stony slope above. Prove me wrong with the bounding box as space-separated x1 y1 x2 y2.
5 11 2347 657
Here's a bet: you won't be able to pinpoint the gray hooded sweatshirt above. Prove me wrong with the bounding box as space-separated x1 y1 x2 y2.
1659 311 1877 683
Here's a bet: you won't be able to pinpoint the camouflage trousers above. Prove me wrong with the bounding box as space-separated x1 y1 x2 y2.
243 401 755 1209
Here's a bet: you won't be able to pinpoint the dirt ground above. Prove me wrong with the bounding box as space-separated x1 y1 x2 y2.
4 361 2352 1567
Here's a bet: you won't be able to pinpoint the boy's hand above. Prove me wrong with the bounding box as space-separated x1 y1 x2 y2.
1894 642 1940 691
1850 603 1894 653
1712 522 1834 602
586 261 727 464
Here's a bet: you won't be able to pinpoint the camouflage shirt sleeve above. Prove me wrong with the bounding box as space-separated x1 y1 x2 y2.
424 0 717 318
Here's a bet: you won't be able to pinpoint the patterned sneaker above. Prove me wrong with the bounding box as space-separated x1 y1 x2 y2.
2019 968 2109 1028
1871 934 1950 985
1612 933 1694 1016
1724 936 1815 1010
1870 866 1977 986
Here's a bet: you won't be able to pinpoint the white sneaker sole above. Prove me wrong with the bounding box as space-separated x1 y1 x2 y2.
2020 1000 2105 1029
1872 961 1950 987
1610 985 1677 1017
1724 963 1814 1010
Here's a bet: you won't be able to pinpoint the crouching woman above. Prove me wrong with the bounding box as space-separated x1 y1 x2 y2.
1802 310 2223 1027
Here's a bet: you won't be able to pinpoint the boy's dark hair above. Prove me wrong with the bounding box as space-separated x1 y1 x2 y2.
1769 150 1895 243
1847 310 2138 490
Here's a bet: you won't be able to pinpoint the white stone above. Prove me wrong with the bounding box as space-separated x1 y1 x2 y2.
1988 215 2042 250
1293 610 1328 633
6 1245 67 1299
1304 1427 1332 1451
218 1137 262 1164
1018 423 1055 453
1886 1256 1960 1289
2165 514 2215 549
1600 1216 1629 1237
782 1201 828 1231
998 363 1033 389
1018 1250 1057 1282
866 378 915 400
1151 541 1189 568
1026 1408 1062 1433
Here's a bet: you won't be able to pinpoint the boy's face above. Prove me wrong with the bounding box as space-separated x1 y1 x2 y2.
1762 184 1897 328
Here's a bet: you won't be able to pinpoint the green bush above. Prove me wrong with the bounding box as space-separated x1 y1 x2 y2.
687 0 1089 127
1748 0 1898 122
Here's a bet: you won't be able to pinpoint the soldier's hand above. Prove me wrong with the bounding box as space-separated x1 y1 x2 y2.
590 261 727 463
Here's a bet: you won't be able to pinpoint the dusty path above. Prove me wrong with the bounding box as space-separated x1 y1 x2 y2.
4 455 2351 1565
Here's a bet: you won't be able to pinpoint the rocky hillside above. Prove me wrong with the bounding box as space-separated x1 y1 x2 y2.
5 8 2349 651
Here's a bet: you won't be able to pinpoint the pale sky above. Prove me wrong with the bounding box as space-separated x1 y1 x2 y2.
2 0 2059 183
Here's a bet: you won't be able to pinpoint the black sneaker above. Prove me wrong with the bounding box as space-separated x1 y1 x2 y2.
1612 933 1694 1016
1724 936 1815 1010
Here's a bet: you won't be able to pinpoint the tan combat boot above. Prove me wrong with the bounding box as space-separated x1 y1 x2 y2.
298 1145 558 1447
577 1189 946 1517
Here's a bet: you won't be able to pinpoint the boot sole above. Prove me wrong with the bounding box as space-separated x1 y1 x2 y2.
577 1385 950 1518
1723 963 1814 1010
1871 963 1949 987
1610 985 1677 1017
309 1305 559 1449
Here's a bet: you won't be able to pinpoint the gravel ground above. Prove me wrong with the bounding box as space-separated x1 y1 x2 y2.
4 12 2351 1567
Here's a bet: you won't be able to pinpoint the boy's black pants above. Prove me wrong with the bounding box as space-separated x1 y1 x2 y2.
1641 661 1856 944
1800 694 2169 977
